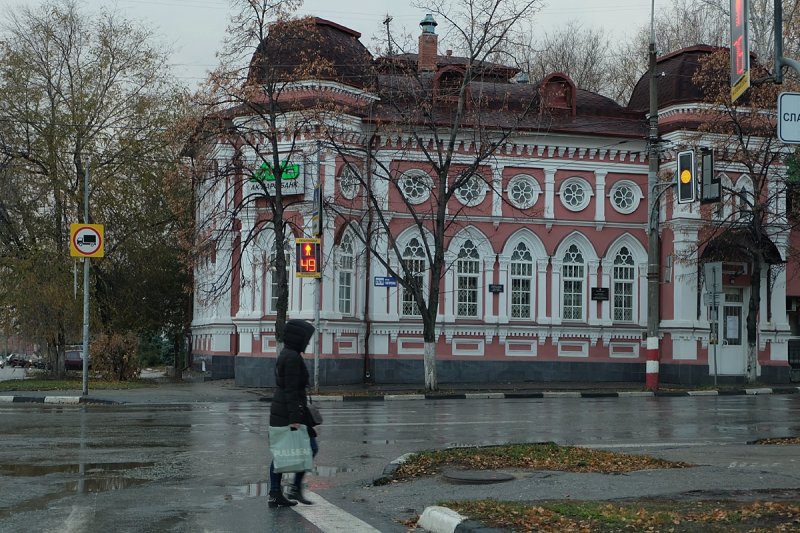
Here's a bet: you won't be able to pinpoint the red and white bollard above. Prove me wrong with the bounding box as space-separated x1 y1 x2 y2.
645 336 659 391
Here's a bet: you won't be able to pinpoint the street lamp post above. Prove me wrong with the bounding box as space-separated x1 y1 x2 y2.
646 0 661 391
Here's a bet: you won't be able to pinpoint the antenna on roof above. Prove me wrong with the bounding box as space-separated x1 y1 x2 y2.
383 14 394 56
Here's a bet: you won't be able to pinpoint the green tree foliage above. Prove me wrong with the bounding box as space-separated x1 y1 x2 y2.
0 0 191 374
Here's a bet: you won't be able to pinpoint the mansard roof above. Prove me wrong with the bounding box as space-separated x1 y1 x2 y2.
247 17 374 90
628 45 717 112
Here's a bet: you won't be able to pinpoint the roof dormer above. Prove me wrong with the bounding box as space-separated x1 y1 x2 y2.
539 72 576 117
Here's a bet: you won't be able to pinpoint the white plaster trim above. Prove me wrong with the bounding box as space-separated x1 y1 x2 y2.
452 339 485 356
557 341 589 358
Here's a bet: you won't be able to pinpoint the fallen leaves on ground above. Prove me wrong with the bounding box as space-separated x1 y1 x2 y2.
442 498 800 532
393 443 689 479
751 436 800 445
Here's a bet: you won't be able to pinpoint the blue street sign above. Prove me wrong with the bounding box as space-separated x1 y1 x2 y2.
374 276 397 287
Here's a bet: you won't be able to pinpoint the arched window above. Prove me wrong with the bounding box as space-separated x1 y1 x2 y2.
338 233 355 315
510 242 533 319
402 238 426 316
562 244 585 321
456 240 480 317
612 246 635 322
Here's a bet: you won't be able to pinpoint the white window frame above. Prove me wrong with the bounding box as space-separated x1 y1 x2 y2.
401 237 426 316
399 170 433 205
559 177 592 212
561 244 585 321
612 246 635 322
454 173 488 207
608 180 643 214
337 233 355 315
456 240 480 317
338 165 360 200
510 242 533 319
507 174 540 209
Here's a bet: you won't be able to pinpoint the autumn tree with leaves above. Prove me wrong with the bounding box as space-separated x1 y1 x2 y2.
0 0 190 375
689 49 799 382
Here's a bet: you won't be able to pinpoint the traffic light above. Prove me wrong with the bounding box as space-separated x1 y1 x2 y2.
296 238 321 278
677 150 696 204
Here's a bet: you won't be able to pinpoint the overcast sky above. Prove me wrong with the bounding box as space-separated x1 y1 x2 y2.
8 0 653 87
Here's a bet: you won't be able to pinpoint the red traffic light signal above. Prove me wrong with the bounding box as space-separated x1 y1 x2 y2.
677 150 696 204
296 238 321 278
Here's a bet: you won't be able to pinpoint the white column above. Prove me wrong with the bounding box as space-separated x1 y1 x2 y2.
537 259 549 324
237 214 257 318
672 226 699 328
594 170 607 224
491 165 503 218
550 258 562 325
483 257 495 323
497 255 510 324
588 260 600 326
599 258 611 326
544 168 556 220
638 263 648 327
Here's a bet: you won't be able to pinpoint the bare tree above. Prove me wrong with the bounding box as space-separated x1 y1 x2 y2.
320 0 543 391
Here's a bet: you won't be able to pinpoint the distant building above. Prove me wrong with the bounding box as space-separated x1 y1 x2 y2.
189 16 797 387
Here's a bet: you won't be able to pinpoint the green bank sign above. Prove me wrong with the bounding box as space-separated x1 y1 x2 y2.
250 161 300 182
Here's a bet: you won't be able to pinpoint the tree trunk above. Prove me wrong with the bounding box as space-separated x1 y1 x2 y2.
747 258 762 383
423 341 437 391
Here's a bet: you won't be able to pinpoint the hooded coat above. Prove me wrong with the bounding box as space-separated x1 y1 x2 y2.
269 319 316 436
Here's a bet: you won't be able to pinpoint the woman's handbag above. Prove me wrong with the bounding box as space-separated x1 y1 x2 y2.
268 425 313 473
307 401 323 426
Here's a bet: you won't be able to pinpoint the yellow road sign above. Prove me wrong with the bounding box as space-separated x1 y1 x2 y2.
70 224 105 258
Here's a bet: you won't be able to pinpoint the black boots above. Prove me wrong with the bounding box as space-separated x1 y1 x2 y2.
285 485 313 505
268 491 297 507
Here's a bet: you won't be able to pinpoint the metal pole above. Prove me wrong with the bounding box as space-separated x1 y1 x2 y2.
314 278 320 393
82 159 90 396
313 143 322 393
646 0 661 391
775 0 783 83
711 278 720 387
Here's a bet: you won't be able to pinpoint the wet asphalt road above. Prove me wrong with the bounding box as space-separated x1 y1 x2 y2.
1 392 800 532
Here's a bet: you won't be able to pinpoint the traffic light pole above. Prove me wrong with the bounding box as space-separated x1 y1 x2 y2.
646 0 661 391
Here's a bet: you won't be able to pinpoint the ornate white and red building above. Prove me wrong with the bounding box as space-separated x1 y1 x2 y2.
190 16 799 387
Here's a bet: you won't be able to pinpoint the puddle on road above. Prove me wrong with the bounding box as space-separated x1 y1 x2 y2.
0 461 155 477
65 476 149 492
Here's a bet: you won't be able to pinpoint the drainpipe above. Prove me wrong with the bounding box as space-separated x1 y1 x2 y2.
646 0 661 391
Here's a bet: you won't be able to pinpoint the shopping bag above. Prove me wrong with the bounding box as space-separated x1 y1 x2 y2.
269 425 313 473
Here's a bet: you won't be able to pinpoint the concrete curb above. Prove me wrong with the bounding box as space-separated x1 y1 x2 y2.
417 505 504 533
0 395 118 405
312 387 800 402
3 386 800 408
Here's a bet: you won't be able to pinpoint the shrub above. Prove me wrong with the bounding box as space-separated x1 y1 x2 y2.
90 332 141 381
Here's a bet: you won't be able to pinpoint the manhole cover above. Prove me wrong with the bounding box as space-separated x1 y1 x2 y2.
442 469 515 485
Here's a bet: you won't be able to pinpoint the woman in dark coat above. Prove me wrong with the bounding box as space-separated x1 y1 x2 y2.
268 319 319 507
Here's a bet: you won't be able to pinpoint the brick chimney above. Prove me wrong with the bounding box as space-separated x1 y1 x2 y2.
418 14 438 72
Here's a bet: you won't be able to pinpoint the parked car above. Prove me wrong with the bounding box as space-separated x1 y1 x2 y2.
0 355 5 369
64 350 86 371
30 355 50 370
7 354 33 368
